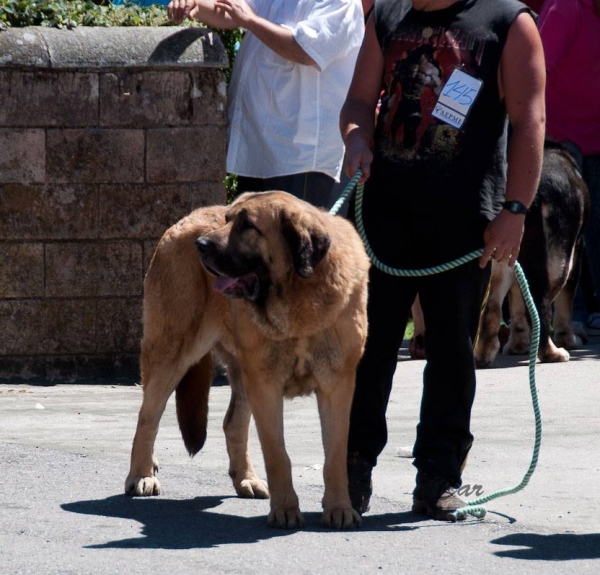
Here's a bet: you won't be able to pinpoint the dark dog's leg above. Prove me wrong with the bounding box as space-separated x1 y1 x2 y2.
504 281 531 355
510 266 569 363
474 262 513 368
554 235 586 349
218 346 269 499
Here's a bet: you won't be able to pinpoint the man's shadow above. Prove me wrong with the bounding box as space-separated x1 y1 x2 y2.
491 533 600 561
61 495 428 549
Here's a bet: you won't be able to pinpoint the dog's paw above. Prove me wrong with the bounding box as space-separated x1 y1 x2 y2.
554 331 585 349
268 506 305 529
321 506 361 530
235 477 270 499
474 337 500 369
502 341 529 355
474 353 496 369
125 475 161 497
540 347 570 363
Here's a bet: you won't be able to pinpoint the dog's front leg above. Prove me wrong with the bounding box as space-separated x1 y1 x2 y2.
244 380 303 529
316 376 361 529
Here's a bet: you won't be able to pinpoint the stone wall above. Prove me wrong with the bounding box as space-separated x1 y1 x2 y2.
0 27 228 383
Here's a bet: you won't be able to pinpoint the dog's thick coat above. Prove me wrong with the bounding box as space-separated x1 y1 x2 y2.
125 192 370 529
475 142 590 367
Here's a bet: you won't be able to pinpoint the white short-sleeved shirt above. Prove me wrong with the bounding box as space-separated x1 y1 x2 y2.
226 0 364 181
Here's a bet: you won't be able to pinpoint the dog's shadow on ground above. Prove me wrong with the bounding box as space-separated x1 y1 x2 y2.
491 532 600 561
61 495 432 549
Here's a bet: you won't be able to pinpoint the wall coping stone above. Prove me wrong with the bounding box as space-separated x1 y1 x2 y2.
0 26 228 70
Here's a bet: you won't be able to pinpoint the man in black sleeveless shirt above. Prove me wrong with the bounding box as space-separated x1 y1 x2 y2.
341 0 545 520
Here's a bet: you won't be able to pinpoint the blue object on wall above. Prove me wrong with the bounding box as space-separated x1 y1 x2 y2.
112 0 170 6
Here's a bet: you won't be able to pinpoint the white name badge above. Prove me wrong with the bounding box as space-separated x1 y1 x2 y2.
432 68 483 129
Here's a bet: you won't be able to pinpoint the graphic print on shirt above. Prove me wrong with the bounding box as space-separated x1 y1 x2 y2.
377 24 489 167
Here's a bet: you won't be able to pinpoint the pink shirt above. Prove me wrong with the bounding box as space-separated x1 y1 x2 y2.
539 0 600 155
522 0 546 14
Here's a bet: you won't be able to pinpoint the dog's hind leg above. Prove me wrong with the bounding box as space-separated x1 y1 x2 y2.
504 281 531 356
506 270 569 362
554 236 586 349
125 356 189 497
474 262 513 368
218 347 269 499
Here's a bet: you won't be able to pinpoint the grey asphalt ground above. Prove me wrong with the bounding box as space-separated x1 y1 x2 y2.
1 337 599 575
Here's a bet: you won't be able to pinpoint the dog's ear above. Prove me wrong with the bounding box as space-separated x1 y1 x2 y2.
280 211 331 278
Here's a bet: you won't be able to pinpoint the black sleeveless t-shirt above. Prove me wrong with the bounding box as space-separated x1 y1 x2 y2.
371 0 530 222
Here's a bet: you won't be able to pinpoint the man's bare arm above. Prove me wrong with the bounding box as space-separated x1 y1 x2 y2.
479 11 546 268
339 17 383 181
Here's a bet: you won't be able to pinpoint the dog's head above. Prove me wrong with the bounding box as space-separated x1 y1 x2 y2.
196 192 331 304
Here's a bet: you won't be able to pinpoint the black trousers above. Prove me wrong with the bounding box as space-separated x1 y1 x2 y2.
347 174 491 487
237 172 336 209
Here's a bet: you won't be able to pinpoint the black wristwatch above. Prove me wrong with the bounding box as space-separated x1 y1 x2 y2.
503 200 528 215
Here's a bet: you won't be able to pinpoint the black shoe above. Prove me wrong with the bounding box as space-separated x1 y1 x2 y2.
412 472 466 522
347 452 373 515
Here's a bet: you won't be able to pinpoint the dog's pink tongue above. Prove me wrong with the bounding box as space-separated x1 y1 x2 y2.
213 276 239 292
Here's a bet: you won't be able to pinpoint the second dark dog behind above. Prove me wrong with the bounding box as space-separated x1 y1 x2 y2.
474 141 590 367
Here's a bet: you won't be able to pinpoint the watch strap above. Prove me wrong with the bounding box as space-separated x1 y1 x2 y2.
503 200 528 215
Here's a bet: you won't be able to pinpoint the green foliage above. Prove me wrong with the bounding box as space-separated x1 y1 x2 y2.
0 0 170 28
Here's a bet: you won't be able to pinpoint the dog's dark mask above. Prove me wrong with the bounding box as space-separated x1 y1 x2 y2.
196 199 331 304
196 208 270 303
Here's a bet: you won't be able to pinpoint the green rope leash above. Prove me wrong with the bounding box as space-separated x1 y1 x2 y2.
331 170 542 521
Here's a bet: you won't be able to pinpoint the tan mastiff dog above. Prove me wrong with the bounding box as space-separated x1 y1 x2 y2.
125 191 370 529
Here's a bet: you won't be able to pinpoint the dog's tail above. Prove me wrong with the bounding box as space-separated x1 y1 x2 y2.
176 353 213 457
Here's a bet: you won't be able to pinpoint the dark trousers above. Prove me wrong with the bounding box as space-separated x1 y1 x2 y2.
347 175 491 487
237 172 336 209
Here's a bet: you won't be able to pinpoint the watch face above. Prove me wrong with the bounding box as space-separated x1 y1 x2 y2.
504 201 527 215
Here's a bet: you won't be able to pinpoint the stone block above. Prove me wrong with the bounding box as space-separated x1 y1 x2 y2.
46 129 144 184
191 70 228 126
0 129 45 183
0 184 97 240
98 184 194 239
44 353 140 384
96 298 143 353
0 71 98 127
0 357 47 383
100 71 194 127
0 243 44 298
0 26 227 71
44 299 96 354
0 300 46 354
45 241 143 297
0 299 97 356
189 180 227 208
146 126 226 183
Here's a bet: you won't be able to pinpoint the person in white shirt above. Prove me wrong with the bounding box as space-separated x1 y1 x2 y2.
168 0 365 208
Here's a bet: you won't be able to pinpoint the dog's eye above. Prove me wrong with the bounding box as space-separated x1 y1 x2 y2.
233 209 261 235
236 217 260 234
